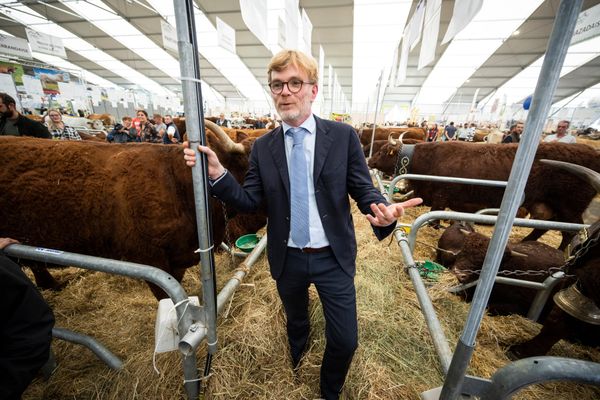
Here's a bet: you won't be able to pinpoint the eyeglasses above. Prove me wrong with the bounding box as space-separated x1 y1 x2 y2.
269 79 314 94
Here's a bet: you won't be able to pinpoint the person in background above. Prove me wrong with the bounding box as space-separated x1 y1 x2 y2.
107 116 136 143
502 121 524 143
45 108 82 141
153 114 167 139
456 123 470 141
467 123 477 141
163 114 181 144
543 120 576 143
443 121 457 141
183 49 422 399
216 113 231 128
0 93 51 138
0 237 55 400
254 118 267 129
426 123 439 142
136 110 159 143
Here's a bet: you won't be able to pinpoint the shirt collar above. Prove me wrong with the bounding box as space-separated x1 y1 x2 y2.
282 114 316 135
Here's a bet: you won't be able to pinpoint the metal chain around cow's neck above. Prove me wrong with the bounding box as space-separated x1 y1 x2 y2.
562 223 600 274
407 239 576 278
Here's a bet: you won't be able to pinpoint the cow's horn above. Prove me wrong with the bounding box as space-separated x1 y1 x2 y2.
387 132 397 146
204 119 245 154
398 132 406 144
539 159 600 193
459 228 472 236
510 250 528 258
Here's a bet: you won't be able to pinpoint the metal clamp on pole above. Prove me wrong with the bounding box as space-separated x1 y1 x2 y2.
179 323 209 357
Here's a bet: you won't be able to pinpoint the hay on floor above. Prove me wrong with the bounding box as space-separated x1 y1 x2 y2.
22 203 600 399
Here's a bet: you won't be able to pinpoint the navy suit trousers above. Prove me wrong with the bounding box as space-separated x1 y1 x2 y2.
276 247 358 400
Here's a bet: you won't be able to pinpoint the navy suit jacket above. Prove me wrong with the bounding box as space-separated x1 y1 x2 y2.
211 116 395 279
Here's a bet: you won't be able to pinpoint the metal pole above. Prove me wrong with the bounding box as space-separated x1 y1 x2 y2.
52 327 123 370
396 230 454 374
179 235 268 355
173 0 219 397
368 71 384 158
439 1 583 398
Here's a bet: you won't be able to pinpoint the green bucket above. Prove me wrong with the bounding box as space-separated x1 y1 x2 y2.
419 260 445 281
235 234 260 253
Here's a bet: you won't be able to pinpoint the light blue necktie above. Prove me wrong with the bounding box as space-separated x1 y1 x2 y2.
288 127 310 248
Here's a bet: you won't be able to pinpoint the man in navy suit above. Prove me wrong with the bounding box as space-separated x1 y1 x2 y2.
184 50 421 399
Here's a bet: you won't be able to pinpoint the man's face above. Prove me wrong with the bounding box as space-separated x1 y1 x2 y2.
123 119 132 128
557 122 569 136
164 116 172 124
0 98 14 118
269 64 317 126
154 116 162 125
514 123 524 134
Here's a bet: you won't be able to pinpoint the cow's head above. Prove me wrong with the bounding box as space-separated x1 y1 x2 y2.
367 142 401 175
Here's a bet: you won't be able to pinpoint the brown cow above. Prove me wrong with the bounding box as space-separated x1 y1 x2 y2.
0 121 262 299
508 162 600 358
357 126 426 146
440 229 565 317
368 141 600 249
88 113 116 129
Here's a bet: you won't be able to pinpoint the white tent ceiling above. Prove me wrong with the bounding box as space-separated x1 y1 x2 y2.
1 0 600 119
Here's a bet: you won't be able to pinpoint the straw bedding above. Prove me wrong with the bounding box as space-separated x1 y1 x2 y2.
22 202 600 399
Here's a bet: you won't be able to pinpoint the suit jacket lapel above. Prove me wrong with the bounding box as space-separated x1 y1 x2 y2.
313 116 334 182
267 126 290 195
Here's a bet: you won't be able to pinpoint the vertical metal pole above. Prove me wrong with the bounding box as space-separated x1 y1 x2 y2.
368 70 384 158
173 1 219 398
439 1 583 398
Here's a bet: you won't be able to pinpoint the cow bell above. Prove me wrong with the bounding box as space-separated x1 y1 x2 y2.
553 284 600 325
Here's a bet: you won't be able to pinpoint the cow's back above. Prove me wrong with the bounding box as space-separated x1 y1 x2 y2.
0 137 201 271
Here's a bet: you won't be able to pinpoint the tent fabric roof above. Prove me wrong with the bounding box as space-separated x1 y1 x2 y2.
1 0 599 114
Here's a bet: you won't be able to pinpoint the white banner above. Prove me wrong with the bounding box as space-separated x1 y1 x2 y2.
216 17 236 54
327 64 333 100
240 0 269 48
285 0 300 49
58 82 74 99
277 17 286 49
26 28 67 58
388 45 399 87
572 2 600 45
90 86 102 106
418 0 442 70
22 75 45 96
396 28 410 85
0 34 32 59
318 45 325 89
301 9 313 56
161 20 178 52
442 0 483 44
408 0 426 51
0 73 19 103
